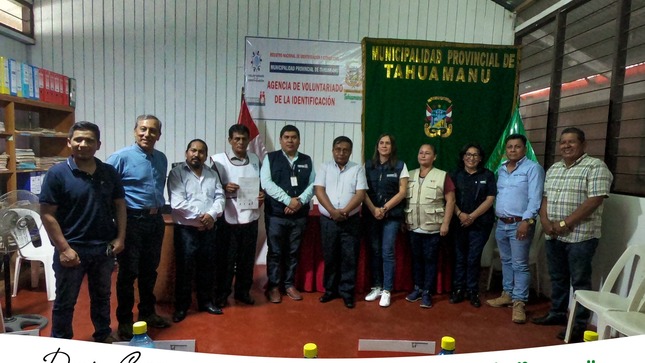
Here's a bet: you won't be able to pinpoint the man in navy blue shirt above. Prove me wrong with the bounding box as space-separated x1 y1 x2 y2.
40 121 126 343
107 115 169 340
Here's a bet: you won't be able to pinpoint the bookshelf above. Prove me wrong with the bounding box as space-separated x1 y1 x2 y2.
0 94 74 194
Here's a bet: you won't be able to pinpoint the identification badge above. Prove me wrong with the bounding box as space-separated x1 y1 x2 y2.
291 176 298 187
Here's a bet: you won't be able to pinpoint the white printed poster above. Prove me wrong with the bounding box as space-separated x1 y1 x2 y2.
244 37 362 123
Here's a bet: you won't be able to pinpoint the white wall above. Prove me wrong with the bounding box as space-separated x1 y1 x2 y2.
15 0 515 166
0 36 26 61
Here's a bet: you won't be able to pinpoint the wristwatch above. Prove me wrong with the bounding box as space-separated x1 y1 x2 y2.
523 218 535 225
559 220 567 228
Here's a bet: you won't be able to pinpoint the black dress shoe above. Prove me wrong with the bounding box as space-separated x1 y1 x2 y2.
343 298 355 309
199 303 223 315
532 313 568 326
469 292 481 308
172 310 187 323
319 292 338 303
557 325 585 342
449 289 464 304
234 294 255 305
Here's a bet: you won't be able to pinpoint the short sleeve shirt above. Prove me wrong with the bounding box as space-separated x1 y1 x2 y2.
39 157 125 245
543 153 613 242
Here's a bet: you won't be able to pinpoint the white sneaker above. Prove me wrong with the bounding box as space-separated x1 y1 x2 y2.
365 287 383 301
379 290 391 307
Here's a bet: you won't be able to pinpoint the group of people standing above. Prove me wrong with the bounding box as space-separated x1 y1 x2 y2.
39 115 611 345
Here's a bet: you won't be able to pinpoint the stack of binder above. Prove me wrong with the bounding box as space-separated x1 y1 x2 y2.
0 153 9 171
35 156 67 169
15 148 36 169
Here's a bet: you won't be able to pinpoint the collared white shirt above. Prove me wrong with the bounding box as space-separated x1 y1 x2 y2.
314 160 367 218
167 162 225 226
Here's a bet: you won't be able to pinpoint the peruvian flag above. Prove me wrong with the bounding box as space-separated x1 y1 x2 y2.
238 96 267 161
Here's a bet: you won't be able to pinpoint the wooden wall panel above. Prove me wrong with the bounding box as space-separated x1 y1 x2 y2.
6 0 514 167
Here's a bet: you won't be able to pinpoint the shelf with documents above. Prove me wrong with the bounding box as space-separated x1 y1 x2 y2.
0 93 74 194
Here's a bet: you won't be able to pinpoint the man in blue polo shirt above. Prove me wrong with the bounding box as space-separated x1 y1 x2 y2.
107 114 169 340
40 121 126 343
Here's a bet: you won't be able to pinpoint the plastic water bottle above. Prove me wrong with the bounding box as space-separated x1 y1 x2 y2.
438 336 455 355
584 330 599 342
303 342 318 358
129 321 155 348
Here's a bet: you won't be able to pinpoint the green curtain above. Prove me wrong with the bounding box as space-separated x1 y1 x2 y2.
362 38 520 173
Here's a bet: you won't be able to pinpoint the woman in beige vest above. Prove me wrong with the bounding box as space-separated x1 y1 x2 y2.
404 144 455 308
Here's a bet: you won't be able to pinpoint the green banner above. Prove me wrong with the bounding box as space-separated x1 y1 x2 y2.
362 38 520 172
485 104 538 177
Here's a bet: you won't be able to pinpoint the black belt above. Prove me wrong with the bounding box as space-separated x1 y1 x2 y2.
499 216 523 224
127 207 160 216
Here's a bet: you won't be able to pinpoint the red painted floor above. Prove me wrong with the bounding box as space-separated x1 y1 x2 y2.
3 264 570 358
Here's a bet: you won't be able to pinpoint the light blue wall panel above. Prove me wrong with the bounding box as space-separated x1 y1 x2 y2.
17 0 514 166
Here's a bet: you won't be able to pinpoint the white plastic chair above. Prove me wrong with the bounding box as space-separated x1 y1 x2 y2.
11 208 56 301
597 278 645 339
564 245 645 343
487 219 545 296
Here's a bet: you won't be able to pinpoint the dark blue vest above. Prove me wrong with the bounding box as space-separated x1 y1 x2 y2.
365 159 405 219
264 150 312 218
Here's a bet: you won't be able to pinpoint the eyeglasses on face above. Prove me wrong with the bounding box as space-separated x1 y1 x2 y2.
464 153 480 158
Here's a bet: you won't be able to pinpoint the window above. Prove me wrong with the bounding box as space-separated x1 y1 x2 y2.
517 0 645 197
0 0 33 44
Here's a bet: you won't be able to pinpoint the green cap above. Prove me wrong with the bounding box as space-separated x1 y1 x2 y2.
584 330 599 342
441 336 456 351
303 343 318 358
132 321 148 335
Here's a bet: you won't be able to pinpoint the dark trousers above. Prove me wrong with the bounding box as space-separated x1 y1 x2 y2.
453 224 493 293
214 220 258 301
546 238 598 327
266 215 307 289
51 243 114 341
320 214 361 299
174 224 217 311
116 213 164 323
409 231 441 294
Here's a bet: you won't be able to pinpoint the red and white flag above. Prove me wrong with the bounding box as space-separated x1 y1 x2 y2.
238 96 267 161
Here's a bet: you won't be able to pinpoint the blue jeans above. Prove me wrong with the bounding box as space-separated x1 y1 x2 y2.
546 238 598 326
368 218 400 291
320 214 361 299
409 231 441 294
51 243 114 341
453 224 493 293
495 221 534 301
266 215 307 288
174 224 217 311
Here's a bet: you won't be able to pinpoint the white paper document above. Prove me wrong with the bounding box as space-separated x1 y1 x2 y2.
237 177 259 209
